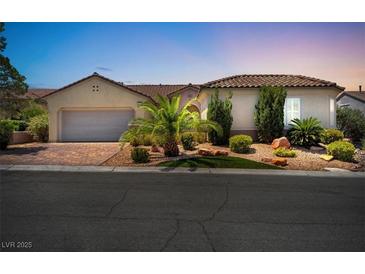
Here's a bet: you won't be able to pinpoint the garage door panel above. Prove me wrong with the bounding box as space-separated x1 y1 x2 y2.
61 110 134 141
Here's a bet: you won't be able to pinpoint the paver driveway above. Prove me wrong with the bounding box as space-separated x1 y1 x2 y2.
0 142 120 166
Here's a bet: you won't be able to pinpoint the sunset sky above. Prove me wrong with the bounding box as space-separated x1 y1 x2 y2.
3 22 365 90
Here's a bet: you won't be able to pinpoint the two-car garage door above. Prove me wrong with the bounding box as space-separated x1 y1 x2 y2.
61 109 134 141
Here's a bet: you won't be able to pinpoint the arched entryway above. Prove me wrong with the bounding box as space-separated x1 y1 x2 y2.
187 104 200 114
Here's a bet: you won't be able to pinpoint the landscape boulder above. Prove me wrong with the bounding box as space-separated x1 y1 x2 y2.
198 148 214 156
213 150 229 156
272 157 288 166
320 154 334 161
310 146 325 153
150 145 160 153
271 137 290 149
261 157 272 162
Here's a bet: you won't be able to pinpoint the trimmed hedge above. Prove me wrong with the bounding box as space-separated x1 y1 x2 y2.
273 147 296 157
229 135 253 153
320 128 344 144
327 140 355 162
131 147 150 163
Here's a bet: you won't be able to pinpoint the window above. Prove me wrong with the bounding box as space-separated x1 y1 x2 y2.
284 98 301 126
330 98 335 127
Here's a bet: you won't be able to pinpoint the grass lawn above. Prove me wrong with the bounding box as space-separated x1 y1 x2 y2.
158 156 282 169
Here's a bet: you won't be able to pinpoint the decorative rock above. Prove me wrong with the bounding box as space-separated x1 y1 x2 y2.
320 154 334 161
261 157 273 162
198 148 214 156
213 150 229 156
343 138 352 142
318 143 328 149
271 137 290 149
150 145 160 153
310 146 325 152
272 158 288 166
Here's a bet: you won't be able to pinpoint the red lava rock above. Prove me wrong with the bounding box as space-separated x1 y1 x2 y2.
272 157 288 166
213 150 229 156
261 157 273 162
150 145 160 153
198 148 214 156
271 137 291 149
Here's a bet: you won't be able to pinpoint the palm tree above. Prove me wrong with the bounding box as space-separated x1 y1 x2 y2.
121 95 222 157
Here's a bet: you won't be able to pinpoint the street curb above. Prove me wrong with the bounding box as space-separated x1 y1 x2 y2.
1 164 364 178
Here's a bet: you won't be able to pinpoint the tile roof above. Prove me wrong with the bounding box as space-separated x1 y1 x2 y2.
26 89 56 99
126 84 198 98
337 91 365 103
41 73 345 100
203 74 345 90
42 73 199 100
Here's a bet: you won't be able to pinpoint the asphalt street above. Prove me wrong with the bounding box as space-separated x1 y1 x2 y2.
1 170 364 251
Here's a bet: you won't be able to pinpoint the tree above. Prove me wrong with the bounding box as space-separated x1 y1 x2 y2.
121 94 222 157
254 86 287 143
0 22 28 119
337 107 365 141
207 89 233 145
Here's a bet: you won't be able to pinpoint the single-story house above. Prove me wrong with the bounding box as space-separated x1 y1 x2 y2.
336 86 365 114
43 73 344 142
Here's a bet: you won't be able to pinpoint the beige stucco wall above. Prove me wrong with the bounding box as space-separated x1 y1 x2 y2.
176 87 200 110
198 87 341 131
45 76 150 142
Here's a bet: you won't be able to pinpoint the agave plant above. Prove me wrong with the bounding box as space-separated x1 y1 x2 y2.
288 117 323 147
121 95 222 157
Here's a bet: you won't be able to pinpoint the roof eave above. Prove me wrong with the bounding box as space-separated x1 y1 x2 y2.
42 73 152 100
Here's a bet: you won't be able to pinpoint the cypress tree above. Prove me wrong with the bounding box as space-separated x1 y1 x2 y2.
254 86 287 143
207 89 233 145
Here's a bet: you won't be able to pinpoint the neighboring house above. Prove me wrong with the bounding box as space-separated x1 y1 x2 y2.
25 88 56 105
43 72 344 142
336 86 365 114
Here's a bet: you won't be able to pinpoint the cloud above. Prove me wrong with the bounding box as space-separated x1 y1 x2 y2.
95 66 113 72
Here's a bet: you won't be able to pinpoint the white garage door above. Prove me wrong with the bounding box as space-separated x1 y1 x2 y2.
61 109 134 141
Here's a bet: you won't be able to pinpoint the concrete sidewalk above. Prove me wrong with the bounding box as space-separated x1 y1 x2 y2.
1 164 364 178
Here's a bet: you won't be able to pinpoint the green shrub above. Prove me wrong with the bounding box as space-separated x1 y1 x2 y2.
229 135 253 153
153 135 166 147
28 114 48 142
183 131 206 144
130 137 142 146
273 147 296 157
0 120 16 150
287 117 323 147
8 120 28 131
131 147 150 163
327 141 355 162
20 101 47 121
320 128 344 144
362 138 365 150
207 89 233 145
142 134 153 146
254 86 287 143
337 107 365 141
181 133 195 150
